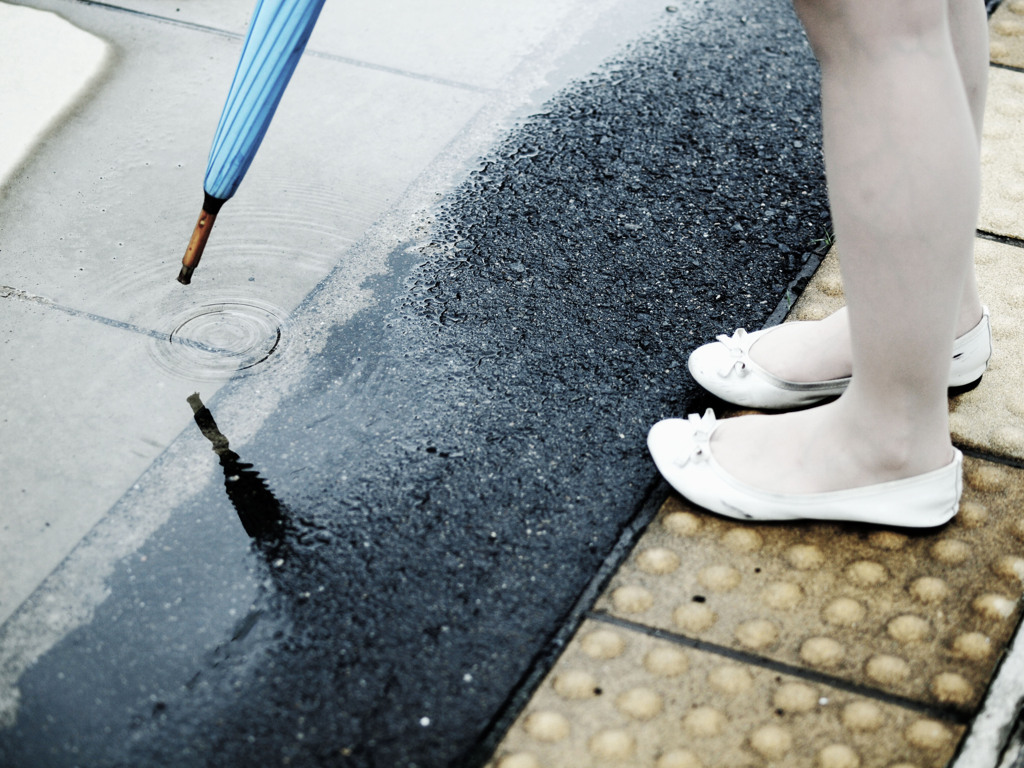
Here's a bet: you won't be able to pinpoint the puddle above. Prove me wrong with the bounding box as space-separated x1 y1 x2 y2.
187 392 289 544
136 178 377 381
149 297 287 380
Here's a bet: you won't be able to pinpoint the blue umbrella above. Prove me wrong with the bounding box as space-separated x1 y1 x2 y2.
178 0 327 284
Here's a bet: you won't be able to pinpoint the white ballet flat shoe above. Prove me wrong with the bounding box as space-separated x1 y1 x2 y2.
688 307 992 409
647 410 963 527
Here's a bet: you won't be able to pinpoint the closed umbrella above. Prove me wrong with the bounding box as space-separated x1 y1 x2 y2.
177 0 327 284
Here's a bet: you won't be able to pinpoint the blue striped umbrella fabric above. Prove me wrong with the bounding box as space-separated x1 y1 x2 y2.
178 0 327 284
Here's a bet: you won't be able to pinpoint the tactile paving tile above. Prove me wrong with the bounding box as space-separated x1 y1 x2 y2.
979 66 1024 240
949 238 1024 460
990 0 1024 70
786 245 843 323
595 459 1024 714
489 619 964 768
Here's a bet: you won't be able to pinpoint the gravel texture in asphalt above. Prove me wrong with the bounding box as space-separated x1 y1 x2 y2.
0 1 830 765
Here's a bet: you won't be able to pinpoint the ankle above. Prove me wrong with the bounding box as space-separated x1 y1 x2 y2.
956 299 985 338
830 395 954 479
748 314 853 383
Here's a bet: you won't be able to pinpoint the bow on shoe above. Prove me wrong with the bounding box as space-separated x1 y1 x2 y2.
675 409 717 468
715 328 754 378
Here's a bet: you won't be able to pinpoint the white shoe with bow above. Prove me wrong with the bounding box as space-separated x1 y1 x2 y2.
647 410 963 527
687 307 991 409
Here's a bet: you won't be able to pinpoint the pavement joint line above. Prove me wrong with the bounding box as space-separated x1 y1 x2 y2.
462 478 669 767
958 444 1024 471
588 610 973 726
71 0 239 39
978 229 1024 250
0 283 236 355
69 0 496 93
301 50 499 95
992 61 1024 76
761 249 828 329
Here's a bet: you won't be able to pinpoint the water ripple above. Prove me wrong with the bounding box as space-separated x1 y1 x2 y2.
150 298 287 381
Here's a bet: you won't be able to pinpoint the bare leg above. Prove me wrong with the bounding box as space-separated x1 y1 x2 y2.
950 0 989 140
948 0 988 323
709 0 980 495
747 0 987 385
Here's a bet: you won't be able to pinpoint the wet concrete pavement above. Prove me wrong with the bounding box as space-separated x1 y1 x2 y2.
1 0 1022 766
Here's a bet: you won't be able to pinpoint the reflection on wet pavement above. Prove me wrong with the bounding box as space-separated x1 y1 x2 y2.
187 393 288 546
0 0 490 633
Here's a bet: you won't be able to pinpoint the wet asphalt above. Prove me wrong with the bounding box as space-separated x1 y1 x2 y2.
0 1 830 765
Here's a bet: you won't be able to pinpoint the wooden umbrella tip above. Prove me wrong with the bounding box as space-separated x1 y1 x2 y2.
177 264 195 284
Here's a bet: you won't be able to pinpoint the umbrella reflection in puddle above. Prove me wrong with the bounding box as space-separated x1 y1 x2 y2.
187 392 288 551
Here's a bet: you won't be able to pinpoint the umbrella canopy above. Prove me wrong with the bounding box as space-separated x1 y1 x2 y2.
177 0 327 284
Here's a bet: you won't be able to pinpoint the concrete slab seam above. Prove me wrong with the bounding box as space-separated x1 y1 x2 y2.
0 284 233 352
977 229 1024 249
992 62 1024 74
590 611 971 725
959 445 1024 472
73 0 242 38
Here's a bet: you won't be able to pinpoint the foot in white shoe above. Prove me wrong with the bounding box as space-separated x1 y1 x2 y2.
688 307 991 409
647 409 962 527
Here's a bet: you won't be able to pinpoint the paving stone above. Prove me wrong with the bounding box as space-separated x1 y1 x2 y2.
990 0 1024 70
595 472 1024 714
950 238 1024 460
980 66 1024 240
787 244 844 322
489 619 963 768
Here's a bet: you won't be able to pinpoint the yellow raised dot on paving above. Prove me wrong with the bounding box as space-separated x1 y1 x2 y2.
980 67 1024 240
990 0 1024 69
488 620 963 768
